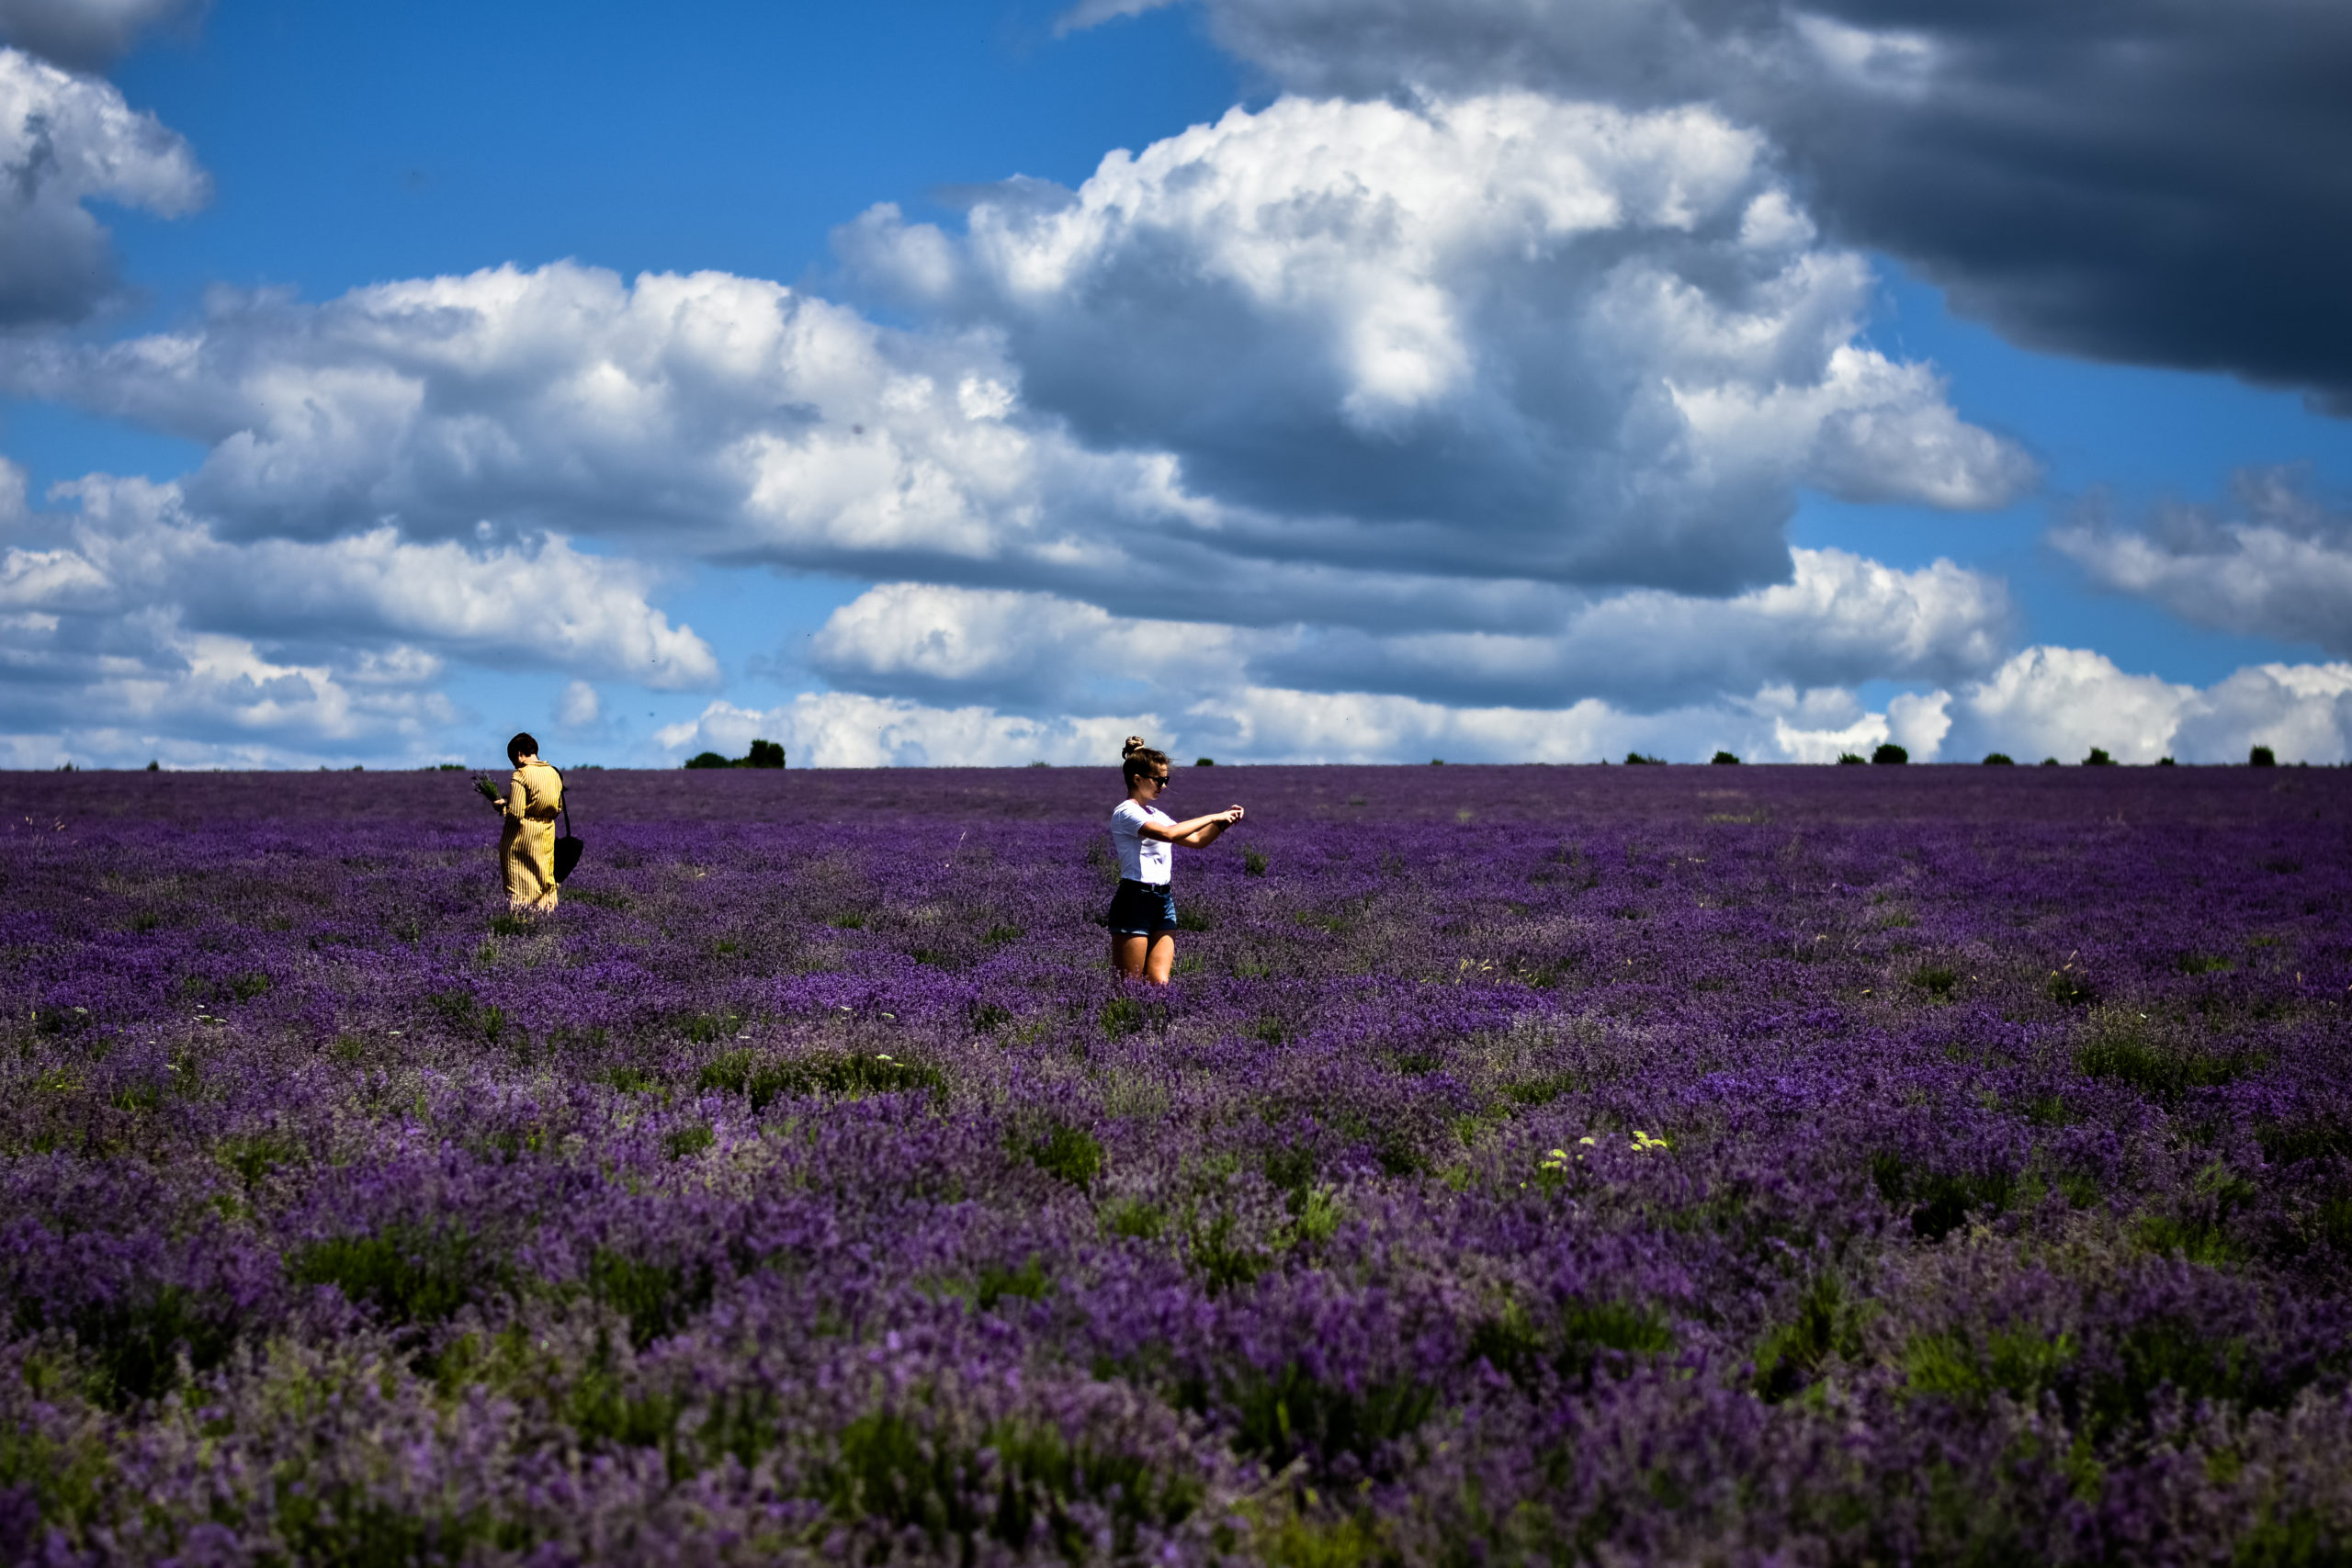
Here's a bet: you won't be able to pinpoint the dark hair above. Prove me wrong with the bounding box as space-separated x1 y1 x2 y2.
1121 735 1170 788
507 732 539 765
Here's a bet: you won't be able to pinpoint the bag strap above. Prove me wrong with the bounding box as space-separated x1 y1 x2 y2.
550 764 576 839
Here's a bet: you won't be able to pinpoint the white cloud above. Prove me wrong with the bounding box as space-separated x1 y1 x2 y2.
0 46 206 325
657 694 1148 770
659 647 2352 769
809 548 2013 715
557 679 601 728
1904 647 2352 764
2052 468 2352 658
843 92 2032 594
36 475 719 687
0 472 718 762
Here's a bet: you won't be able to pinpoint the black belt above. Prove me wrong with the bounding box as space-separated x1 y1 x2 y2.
1116 878 1171 889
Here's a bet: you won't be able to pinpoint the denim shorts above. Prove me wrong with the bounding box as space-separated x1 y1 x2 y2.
1106 878 1178 936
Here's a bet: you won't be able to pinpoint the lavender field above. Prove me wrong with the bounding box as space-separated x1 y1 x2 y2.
4 763 2350 1565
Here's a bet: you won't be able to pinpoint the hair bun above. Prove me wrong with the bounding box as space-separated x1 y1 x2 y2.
1121 735 1148 760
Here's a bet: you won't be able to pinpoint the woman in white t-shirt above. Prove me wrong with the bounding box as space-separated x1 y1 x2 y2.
1107 736 1244 984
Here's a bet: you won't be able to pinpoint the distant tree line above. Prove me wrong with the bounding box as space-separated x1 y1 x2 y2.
684 739 786 770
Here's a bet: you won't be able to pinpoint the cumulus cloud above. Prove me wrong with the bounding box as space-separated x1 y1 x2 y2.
30 475 719 687
657 694 1148 770
1067 0 2352 408
1920 648 2352 765
842 92 2031 594
0 468 717 762
660 645 2352 770
2052 468 2352 658
0 46 207 325
0 0 199 72
557 680 601 728
812 548 2014 716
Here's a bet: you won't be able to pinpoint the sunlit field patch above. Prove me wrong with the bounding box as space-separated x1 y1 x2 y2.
2 764 2349 1562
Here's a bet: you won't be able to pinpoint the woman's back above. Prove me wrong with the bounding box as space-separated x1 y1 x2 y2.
510 761 563 818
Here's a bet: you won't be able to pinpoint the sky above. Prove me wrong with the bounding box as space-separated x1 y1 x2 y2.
3 0 2350 769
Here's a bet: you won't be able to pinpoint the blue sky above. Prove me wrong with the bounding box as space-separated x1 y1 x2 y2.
4 0 2350 767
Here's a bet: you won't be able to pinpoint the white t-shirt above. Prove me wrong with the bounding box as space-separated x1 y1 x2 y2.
1110 799 1175 884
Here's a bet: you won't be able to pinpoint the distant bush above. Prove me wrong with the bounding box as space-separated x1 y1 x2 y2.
1623 752 1665 765
1430 758 1445 765
1837 753 1865 765
145 759 160 772
2084 747 2116 766
1194 757 1215 766
2041 758 2060 767
2157 756 2177 766
1711 750 1740 765
684 738 786 770
1871 743 1908 765
1983 752 2014 765
2249 745 2277 767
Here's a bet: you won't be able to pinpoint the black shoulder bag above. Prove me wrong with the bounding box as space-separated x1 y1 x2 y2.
551 768 585 884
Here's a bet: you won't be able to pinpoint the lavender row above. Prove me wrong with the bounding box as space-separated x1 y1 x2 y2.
1 766 2347 1563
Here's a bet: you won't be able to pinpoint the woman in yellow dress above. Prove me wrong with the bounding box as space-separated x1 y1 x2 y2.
492 732 564 909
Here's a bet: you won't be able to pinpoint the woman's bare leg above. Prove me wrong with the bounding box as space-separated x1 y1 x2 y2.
1112 933 1148 977
1145 934 1175 985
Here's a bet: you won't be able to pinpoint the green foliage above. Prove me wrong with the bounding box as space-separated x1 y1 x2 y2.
1244 847 1268 877
1101 996 1149 1036
1503 1072 1578 1108
2256 1115 2352 1166
1225 1360 1437 1474
28 1284 240 1408
1024 1123 1104 1190
684 739 785 768
429 987 503 1043
1838 753 1866 764
2249 745 2277 767
2176 952 2235 976
288 1225 502 1327
2075 1019 2258 1104
2045 969 2100 1007
820 1410 1202 1560
695 1048 945 1111
1710 750 1740 764
1469 1296 1676 1393
1983 752 2015 765
662 1123 716 1160
585 1247 714 1348
974 1256 1051 1311
1101 1196 1166 1240
2084 747 2117 766
1754 1274 1866 1402
1871 1154 2016 1241
1871 743 1908 765
1904 1324 2076 1404
1194 757 1216 766
215 1130 303 1187
1623 752 1665 765
1908 964 1959 998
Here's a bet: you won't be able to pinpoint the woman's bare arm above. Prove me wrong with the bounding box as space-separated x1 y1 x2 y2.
1139 806 1244 844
